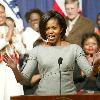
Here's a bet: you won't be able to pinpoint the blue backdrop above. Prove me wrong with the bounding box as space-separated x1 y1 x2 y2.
82 0 100 27
16 0 100 28
16 0 54 27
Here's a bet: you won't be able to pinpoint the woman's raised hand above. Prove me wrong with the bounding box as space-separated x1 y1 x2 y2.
3 53 17 70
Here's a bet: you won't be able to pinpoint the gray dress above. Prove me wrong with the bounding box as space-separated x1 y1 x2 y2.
21 44 92 95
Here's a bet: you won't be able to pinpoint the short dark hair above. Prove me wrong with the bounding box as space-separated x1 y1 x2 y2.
25 8 44 23
81 32 100 48
39 10 67 40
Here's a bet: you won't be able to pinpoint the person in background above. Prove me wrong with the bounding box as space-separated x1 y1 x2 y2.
21 8 44 95
95 12 100 36
22 8 44 52
0 4 24 100
4 10 93 95
64 0 94 46
76 33 100 93
6 17 26 55
25 8 44 32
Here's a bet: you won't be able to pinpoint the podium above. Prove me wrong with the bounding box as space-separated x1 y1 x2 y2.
11 94 100 100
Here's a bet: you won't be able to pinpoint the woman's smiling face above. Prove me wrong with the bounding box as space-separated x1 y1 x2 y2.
0 6 6 25
83 37 99 55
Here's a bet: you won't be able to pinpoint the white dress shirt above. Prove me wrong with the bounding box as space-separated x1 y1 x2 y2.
66 15 80 36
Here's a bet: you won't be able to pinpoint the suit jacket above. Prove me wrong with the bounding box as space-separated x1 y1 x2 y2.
65 15 94 46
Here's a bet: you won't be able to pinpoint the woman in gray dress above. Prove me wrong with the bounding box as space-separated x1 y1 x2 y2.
4 10 93 95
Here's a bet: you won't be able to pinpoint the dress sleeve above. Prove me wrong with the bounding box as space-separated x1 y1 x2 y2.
75 45 93 77
21 47 38 81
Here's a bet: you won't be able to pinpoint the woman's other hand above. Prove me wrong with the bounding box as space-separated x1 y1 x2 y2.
3 53 17 70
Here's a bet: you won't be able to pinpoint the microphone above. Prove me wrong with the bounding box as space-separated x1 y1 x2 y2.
58 57 63 95
58 57 63 67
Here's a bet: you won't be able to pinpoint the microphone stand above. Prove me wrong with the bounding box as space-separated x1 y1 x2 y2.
58 57 63 95
59 64 61 95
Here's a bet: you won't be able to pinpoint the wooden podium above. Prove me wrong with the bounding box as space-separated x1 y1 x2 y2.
11 94 100 100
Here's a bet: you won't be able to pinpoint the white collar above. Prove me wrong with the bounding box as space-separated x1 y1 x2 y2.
68 14 80 26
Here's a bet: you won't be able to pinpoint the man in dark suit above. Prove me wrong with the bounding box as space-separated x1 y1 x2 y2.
64 0 94 46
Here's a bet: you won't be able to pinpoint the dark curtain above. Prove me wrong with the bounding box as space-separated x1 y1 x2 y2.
82 0 100 26
16 0 54 28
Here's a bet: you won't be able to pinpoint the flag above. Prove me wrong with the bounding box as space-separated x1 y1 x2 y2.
53 0 66 16
53 0 82 16
0 0 24 31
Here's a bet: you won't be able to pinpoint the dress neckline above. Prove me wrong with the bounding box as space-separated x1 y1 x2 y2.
40 42 71 49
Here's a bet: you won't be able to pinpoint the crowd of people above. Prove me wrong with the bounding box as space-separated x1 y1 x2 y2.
0 0 100 99
0 4 24 100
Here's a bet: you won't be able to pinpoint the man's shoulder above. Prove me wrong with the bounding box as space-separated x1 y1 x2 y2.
65 15 93 24
79 15 93 24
